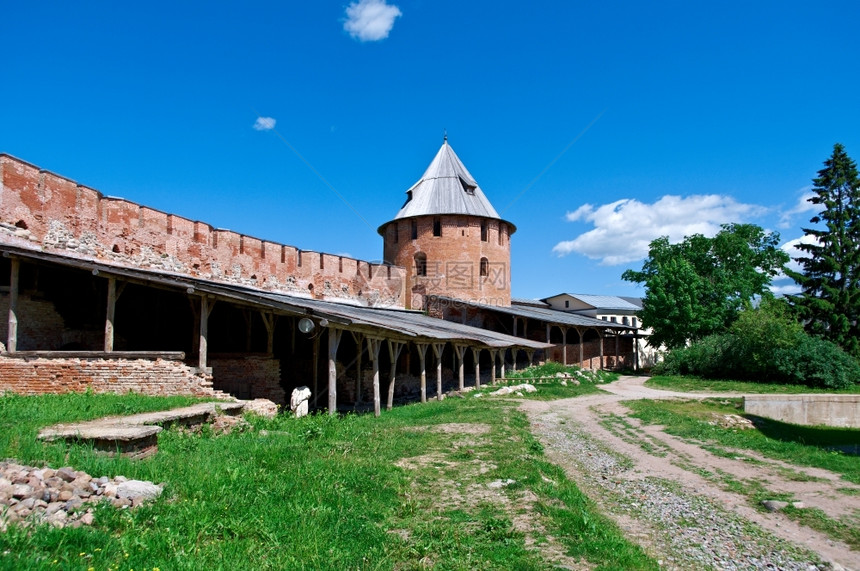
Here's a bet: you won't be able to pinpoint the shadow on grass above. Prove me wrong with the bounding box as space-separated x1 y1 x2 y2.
745 415 860 456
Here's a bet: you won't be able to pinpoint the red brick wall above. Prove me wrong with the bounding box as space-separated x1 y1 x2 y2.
0 154 406 308
0 292 65 351
209 355 285 405
0 356 220 397
381 214 512 308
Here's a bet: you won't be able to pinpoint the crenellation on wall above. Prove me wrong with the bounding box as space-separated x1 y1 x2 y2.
0 153 409 307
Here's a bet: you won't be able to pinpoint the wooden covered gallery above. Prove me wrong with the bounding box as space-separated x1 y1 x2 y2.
425 295 639 371
0 246 549 416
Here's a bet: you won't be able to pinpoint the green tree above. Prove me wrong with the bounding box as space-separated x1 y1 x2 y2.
622 223 788 349
786 143 860 359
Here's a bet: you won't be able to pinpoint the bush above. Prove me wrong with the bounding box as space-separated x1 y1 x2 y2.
655 301 860 389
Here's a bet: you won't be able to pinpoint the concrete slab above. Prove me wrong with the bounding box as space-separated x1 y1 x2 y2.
744 394 860 428
37 400 245 458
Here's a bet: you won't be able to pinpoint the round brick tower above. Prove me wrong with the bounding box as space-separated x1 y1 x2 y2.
378 138 516 309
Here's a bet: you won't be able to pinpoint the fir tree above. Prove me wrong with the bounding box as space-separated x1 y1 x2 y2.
787 143 860 359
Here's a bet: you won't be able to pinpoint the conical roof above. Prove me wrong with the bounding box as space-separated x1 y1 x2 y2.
380 140 515 233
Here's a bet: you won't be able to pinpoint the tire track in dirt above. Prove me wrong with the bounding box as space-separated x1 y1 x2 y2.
521 376 859 570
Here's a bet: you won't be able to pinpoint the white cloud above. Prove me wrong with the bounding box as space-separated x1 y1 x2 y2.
253 117 276 131
780 234 818 275
777 187 819 228
552 194 766 265
768 234 819 295
343 0 402 42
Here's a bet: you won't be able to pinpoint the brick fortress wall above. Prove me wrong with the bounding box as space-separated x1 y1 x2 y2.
0 356 222 398
0 154 406 308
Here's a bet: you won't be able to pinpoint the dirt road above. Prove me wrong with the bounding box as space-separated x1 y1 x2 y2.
521 376 860 570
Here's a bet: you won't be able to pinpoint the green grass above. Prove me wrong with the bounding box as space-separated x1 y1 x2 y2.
491 363 617 400
0 391 657 570
645 375 860 394
625 398 860 549
626 399 860 483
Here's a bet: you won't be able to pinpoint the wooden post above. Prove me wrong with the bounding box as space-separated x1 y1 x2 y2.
351 331 364 404
471 346 481 388
546 323 551 343
615 331 619 370
490 349 497 384
198 296 214 370
104 277 116 352
260 312 275 355
562 328 568 366
577 327 585 367
634 332 640 372
599 331 604 370
416 343 429 403
312 335 320 408
512 316 518 337
526 349 535 368
7 258 19 353
366 338 382 417
432 342 444 401
499 348 506 379
328 327 342 415
386 339 404 411
454 344 466 390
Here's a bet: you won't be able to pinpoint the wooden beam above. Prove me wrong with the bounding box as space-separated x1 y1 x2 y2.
312 335 320 408
104 277 117 352
198 296 214 370
415 342 429 403
599 331 604 370
615 331 619 370
432 342 445 401
634 332 640 372
7 257 18 353
562 327 568 366
351 331 364 404
386 339 404 411
576 327 585 367
260 312 275 355
454 344 467 390
490 349 497 385
366 337 383 417
471 346 481 388
328 327 342 415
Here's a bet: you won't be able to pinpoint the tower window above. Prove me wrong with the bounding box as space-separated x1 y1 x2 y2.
480 257 488 277
480 221 487 242
415 253 427 277
498 223 505 245
392 224 398 243
459 177 476 195
565 300 569 308
433 217 441 237
411 220 418 240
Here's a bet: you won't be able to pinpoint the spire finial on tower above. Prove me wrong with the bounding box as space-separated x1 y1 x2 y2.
443 128 447 143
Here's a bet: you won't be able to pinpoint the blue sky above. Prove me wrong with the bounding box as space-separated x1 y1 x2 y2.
3 1 859 300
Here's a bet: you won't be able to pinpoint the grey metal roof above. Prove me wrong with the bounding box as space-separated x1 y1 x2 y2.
430 295 636 331
510 297 550 308
545 293 641 312
2 244 547 351
380 140 516 233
